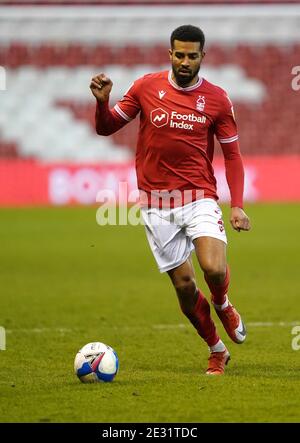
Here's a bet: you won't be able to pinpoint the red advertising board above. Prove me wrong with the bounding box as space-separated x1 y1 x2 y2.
0 156 299 206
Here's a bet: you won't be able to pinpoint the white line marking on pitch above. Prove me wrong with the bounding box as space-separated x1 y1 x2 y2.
152 321 300 329
5 321 300 334
6 328 73 334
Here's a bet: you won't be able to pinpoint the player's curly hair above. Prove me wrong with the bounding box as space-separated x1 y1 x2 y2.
170 25 205 51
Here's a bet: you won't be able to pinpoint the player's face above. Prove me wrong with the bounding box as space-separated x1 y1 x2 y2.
169 40 205 87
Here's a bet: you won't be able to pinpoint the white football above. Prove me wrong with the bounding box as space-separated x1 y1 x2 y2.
74 342 119 383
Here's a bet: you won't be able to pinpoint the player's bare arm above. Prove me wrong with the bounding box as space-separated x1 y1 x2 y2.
230 207 251 232
90 73 113 103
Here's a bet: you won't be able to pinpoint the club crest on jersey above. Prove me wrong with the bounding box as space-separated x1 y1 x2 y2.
196 96 205 112
150 108 169 128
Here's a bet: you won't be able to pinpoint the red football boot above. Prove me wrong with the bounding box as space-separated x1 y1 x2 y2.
214 302 246 344
206 349 231 375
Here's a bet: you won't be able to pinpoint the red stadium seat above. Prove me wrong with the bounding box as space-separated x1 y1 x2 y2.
0 41 299 159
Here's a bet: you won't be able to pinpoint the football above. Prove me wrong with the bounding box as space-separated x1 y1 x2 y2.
74 342 119 383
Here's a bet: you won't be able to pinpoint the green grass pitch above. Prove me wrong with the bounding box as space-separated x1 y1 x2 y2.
0 203 300 423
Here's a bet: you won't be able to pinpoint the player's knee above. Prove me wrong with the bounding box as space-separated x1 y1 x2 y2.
174 276 197 316
203 263 226 284
173 275 196 297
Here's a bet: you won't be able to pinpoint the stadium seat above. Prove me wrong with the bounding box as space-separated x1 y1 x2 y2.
0 6 300 159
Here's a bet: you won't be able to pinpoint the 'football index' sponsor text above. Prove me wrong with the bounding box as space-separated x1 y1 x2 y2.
170 111 206 130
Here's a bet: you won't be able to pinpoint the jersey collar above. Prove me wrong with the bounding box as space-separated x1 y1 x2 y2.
168 70 203 91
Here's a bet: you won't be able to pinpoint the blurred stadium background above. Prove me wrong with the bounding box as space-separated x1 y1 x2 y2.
0 0 300 207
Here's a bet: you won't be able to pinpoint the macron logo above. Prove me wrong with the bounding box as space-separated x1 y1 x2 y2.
150 108 169 128
158 90 166 100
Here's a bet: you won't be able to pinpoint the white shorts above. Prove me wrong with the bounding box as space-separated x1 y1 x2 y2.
141 198 227 273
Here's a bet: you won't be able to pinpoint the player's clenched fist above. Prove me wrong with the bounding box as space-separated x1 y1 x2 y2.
230 207 251 232
90 73 113 103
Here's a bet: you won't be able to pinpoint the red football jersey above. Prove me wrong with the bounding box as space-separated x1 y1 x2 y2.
95 70 244 207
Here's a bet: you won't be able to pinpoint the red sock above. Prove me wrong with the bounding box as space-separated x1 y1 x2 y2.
204 265 230 306
181 289 220 347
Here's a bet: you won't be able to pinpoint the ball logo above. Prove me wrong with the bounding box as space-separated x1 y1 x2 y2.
150 108 169 128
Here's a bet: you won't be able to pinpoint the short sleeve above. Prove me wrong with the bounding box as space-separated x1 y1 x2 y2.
214 92 239 144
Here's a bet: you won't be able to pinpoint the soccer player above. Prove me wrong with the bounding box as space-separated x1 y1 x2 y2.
90 25 251 375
